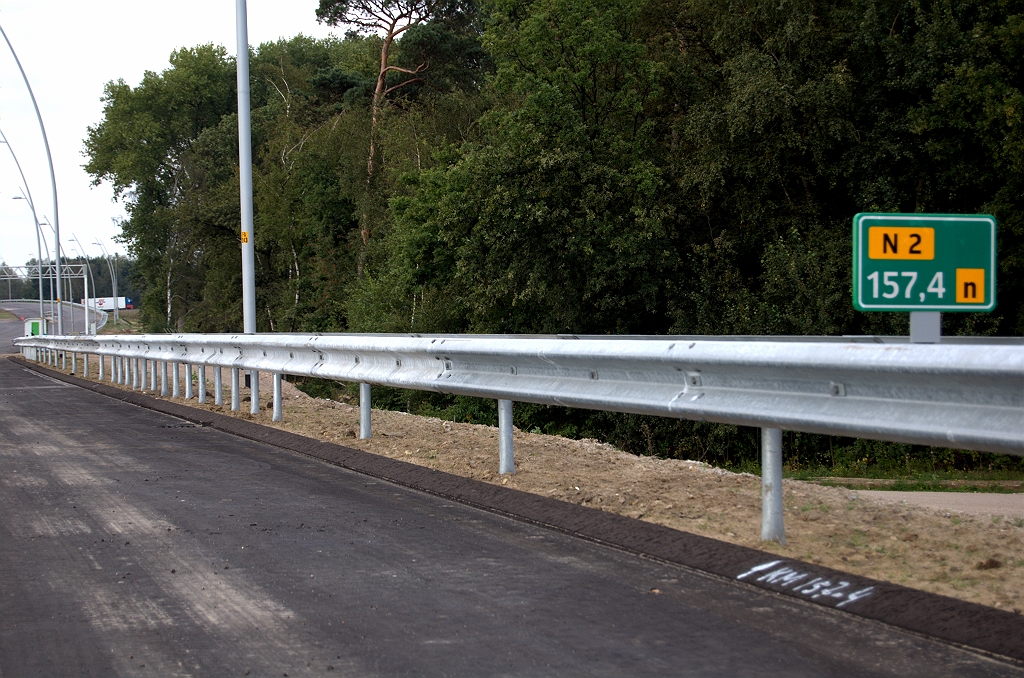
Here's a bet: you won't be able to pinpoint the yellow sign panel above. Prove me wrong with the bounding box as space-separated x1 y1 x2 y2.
867 227 934 260
240 231 249 244
955 268 985 304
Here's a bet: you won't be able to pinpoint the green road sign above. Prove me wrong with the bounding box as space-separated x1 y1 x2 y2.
852 213 996 312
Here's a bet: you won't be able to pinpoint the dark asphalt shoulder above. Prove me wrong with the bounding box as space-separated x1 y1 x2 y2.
4 358 1019 675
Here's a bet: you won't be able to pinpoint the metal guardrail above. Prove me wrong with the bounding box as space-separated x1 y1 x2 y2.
15 332 1024 542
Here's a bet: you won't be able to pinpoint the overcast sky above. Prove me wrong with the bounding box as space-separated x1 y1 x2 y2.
0 1 339 269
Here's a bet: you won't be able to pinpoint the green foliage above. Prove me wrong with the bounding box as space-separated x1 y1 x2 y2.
84 0 1024 473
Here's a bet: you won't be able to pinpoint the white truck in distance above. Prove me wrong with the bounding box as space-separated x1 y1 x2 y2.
83 297 131 310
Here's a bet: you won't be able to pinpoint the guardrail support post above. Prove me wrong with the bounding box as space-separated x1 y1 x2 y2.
61 351 66 370
214 367 223 406
198 365 207 403
83 352 90 378
272 373 282 421
121 357 128 385
499 399 515 475
250 370 260 414
140 359 147 390
161 361 168 396
761 427 785 544
71 352 77 374
150 360 156 391
98 354 105 380
231 368 240 411
113 356 120 384
172 362 180 398
185 363 194 399
359 383 371 439
131 358 138 390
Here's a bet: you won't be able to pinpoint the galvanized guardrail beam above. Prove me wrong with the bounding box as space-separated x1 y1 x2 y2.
18 333 1022 453
16 333 1024 543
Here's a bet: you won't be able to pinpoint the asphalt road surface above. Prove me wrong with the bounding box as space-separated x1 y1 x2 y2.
1 359 1019 677
0 300 107 349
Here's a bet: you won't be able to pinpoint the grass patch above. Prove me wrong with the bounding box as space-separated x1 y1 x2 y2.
98 309 144 335
810 477 1024 493
287 376 354 402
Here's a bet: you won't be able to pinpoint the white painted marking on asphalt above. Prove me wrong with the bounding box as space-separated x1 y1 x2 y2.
737 560 877 609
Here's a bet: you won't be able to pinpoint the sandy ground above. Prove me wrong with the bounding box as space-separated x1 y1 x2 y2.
25 354 1024 613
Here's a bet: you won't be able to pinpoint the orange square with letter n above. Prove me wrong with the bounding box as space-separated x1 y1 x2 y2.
955 268 985 303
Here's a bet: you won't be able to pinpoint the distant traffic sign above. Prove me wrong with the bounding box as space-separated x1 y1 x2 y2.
852 213 996 312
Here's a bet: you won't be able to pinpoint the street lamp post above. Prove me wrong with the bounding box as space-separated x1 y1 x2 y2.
40 217 69 331
33 215 56 323
2 127 47 327
70 234 96 333
68 244 90 334
0 23 62 334
11 193 46 327
236 0 256 335
237 0 260 412
94 240 118 326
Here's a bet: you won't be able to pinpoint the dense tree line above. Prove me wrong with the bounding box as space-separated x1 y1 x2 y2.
84 0 1024 472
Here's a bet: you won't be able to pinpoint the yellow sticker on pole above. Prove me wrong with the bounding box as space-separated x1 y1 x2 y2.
240 231 249 244
867 227 934 260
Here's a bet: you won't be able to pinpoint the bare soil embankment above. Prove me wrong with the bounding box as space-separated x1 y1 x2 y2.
41 355 1024 612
